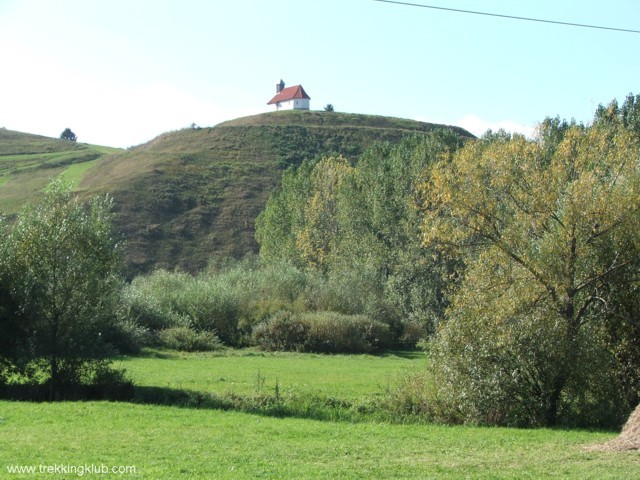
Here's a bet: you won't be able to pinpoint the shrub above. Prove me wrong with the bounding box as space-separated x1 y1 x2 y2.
122 270 240 345
157 327 222 352
86 363 135 401
302 266 402 339
248 260 308 303
307 268 373 315
122 271 190 331
431 299 628 428
398 321 428 347
252 311 392 354
251 311 309 351
175 278 240 345
101 318 151 355
303 312 386 354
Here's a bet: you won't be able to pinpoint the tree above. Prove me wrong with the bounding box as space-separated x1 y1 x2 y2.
420 120 640 426
60 128 77 141
295 156 354 271
324 104 335 112
256 132 465 338
0 219 26 385
255 159 316 267
594 93 640 138
3 180 123 399
336 133 463 333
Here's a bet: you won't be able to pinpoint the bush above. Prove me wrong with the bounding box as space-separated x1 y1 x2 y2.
101 318 151 355
175 279 240 345
157 327 223 352
304 312 391 353
252 311 392 354
431 300 628 428
307 268 375 315
86 363 135 401
204 258 310 336
251 311 309 351
398 320 428 347
122 270 240 345
122 260 401 350
122 271 190 331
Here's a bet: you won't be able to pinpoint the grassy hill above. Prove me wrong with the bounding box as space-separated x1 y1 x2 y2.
0 128 121 213
1 112 474 276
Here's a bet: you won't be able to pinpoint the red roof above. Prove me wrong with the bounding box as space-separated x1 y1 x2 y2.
267 85 310 105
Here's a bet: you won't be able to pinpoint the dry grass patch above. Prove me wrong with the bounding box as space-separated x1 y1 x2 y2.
587 404 640 452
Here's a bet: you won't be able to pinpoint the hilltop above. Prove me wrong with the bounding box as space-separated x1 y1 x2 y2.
1 112 474 275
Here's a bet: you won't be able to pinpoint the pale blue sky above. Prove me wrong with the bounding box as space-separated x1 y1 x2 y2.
1 0 639 147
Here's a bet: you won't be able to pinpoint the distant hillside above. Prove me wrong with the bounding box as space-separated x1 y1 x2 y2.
1 112 474 276
0 128 121 213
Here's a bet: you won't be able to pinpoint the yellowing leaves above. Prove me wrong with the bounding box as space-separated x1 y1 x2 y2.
419 122 640 329
295 156 354 271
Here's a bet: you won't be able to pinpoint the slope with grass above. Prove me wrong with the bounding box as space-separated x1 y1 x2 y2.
78 111 474 275
0 128 121 214
1 113 472 275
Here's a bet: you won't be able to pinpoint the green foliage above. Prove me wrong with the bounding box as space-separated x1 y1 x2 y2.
122 259 313 349
122 260 395 351
101 317 151 355
296 156 354 271
122 269 240 345
60 127 77 142
122 270 191 331
252 311 392 354
257 132 464 341
157 327 222 352
250 311 309 352
0 180 124 399
594 93 640 137
598 272 640 409
420 113 640 427
173 277 240 344
255 160 315 267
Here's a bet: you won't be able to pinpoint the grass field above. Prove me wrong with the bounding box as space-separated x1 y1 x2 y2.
116 349 424 399
1 350 638 479
2 401 635 480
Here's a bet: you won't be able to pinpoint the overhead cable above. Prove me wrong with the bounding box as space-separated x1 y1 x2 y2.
373 0 640 35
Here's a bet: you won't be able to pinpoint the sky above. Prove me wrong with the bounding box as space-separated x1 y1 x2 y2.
1 0 639 148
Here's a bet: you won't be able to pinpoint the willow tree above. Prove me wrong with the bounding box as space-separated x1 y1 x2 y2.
3 181 123 399
420 122 640 426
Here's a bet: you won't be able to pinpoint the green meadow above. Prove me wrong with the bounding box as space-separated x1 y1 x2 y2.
2 350 637 479
116 349 423 399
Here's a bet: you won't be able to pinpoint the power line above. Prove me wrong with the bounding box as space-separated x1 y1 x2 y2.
373 0 640 35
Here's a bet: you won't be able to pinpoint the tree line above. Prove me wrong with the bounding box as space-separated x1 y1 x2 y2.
1 94 639 428
256 94 640 427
